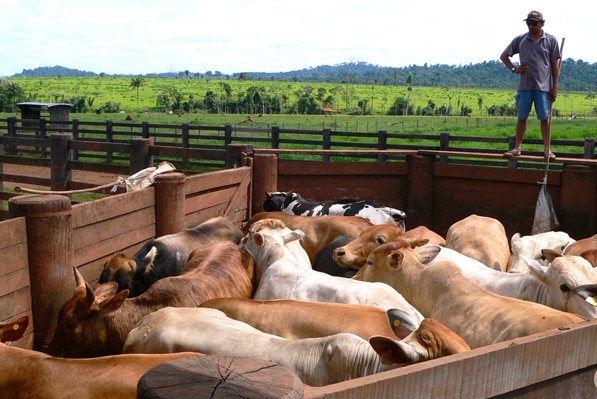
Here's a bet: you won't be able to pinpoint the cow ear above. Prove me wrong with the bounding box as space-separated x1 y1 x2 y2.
522 255 550 280
541 248 562 263
416 245 442 265
284 229 304 244
98 290 129 314
94 282 119 300
369 336 413 365
387 251 403 269
253 232 265 247
386 308 420 339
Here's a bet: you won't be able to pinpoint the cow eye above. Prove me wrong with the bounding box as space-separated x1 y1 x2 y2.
375 236 387 245
559 283 571 293
421 333 431 343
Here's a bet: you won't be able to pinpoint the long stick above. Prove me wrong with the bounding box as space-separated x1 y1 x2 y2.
544 37 565 181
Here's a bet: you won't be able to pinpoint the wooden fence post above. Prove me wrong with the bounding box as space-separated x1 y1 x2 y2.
405 154 435 230
39 118 48 157
271 126 280 149
129 138 154 175
8 194 73 352
560 164 597 239
50 134 72 191
439 132 450 163
251 153 278 214
378 130 388 162
226 144 253 169
71 119 80 160
583 138 595 159
106 120 114 162
7 116 17 155
224 124 233 145
154 172 187 235
322 128 331 162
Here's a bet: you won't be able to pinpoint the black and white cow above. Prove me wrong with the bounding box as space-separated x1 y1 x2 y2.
263 191 406 228
99 216 244 297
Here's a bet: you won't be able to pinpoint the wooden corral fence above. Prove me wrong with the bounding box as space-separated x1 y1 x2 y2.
0 164 251 352
3 134 597 396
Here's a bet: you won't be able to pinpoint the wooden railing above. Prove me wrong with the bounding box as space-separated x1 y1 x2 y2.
2 117 596 171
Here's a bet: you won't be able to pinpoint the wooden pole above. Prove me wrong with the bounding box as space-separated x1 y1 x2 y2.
154 172 186 235
8 194 73 352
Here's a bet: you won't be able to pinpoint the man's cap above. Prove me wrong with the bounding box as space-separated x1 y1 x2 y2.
524 10 544 22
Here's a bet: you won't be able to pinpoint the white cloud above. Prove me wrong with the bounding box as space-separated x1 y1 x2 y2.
0 0 594 77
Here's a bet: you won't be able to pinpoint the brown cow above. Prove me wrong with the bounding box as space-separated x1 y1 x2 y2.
200 298 420 340
47 240 254 358
445 214 511 272
333 224 445 269
244 211 373 263
355 240 584 349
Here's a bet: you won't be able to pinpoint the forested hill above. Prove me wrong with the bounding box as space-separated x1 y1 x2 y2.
10 60 597 91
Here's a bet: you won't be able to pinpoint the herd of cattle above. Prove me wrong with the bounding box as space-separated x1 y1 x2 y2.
3 190 597 397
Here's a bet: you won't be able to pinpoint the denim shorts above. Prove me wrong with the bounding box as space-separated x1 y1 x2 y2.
516 90 552 120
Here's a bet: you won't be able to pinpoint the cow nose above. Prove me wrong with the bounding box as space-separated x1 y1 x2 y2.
333 248 345 259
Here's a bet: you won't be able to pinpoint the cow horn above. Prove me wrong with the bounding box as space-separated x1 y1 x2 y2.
73 266 86 289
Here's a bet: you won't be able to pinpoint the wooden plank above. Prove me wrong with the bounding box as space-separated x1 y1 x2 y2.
184 167 251 194
72 188 155 228
185 187 238 215
0 218 27 250
278 160 406 176
304 319 597 399
0 269 30 297
0 288 32 321
0 242 28 276
72 207 155 252
73 224 155 267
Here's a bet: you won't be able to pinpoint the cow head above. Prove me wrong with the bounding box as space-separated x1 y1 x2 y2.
369 318 470 365
263 191 291 211
333 224 405 269
99 252 136 294
47 267 129 358
523 252 597 319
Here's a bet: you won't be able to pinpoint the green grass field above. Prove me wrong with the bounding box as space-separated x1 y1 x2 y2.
2 76 596 143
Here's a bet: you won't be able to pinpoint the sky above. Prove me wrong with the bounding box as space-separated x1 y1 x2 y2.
0 0 594 77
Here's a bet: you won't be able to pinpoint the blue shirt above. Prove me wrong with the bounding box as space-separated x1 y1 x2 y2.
504 31 560 92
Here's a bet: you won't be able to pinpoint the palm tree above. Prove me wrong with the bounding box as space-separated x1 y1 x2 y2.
130 77 145 111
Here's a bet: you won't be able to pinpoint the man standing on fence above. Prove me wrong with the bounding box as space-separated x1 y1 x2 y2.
500 10 561 160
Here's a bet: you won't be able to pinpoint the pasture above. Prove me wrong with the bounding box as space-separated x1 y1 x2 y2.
4 76 596 118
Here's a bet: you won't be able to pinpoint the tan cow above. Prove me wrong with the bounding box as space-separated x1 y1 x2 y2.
355 240 584 349
123 306 467 387
47 240 254 358
333 224 445 269
445 214 511 272
244 211 373 263
200 298 420 340
564 233 597 267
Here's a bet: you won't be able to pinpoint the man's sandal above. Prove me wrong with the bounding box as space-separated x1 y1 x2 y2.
503 149 521 158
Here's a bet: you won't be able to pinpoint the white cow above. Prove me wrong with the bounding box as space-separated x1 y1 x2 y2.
508 231 575 273
123 307 469 387
123 306 394 386
240 218 424 323
419 245 597 319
